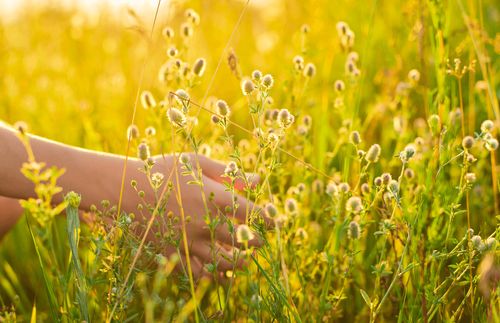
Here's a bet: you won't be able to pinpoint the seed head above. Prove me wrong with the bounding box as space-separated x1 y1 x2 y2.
162 27 174 39
293 55 304 71
484 237 497 250
174 89 190 105
465 172 476 184
277 109 295 128
192 58 206 76
408 69 420 83
334 80 345 92
303 62 316 78
381 173 392 185
236 224 255 244
127 124 139 140
185 9 200 25
181 23 193 37
485 138 499 151
264 203 278 218
312 179 324 194
137 142 150 161
349 221 360 239
252 70 262 82
301 24 310 34
140 90 156 109
349 131 362 145
462 136 475 150
13 121 28 134
481 120 494 133
388 180 399 194
166 108 186 127
428 114 441 136
302 115 312 128
167 46 178 58
224 161 238 177
241 79 255 96
336 21 349 36
261 74 274 89
151 172 164 188
199 143 211 157
471 235 484 251
361 183 370 195
365 144 381 163
215 99 230 117
338 182 350 193
399 144 416 163
326 182 339 197
374 176 383 187
179 153 190 165
285 198 298 215
346 196 363 214
404 168 415 180
145 126 156 137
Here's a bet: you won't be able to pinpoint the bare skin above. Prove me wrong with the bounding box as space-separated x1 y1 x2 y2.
0 122 262 278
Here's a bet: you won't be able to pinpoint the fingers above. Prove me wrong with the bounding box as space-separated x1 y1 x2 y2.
191 241 245 272
203 175 261 224
195 154 260 190
214 222 263 248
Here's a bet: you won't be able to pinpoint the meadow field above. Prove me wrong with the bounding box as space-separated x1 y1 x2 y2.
0 0 499 321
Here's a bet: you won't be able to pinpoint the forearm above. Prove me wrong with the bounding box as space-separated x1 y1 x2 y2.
0 123 156 214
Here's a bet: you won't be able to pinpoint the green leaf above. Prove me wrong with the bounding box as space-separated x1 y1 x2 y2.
360 289 371 307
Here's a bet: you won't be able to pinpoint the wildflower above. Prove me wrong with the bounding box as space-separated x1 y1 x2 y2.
484 237 497 250
302 115 312 128
404 168 415 180
349 131 361 146
179 153 190 165
185 9 200 25
167 46 178 58
339 182 350 193
261 74 274 89
267 132 279 145
293 55 304 71
216 99 230 117
361 183 370 195
408 69 420 83
224 161 238 177
241 79 255 96
303 62 316 78
334 80 345 92
140 90 156 109
166 108 186 127
264 203 278 219
236 224 255 244
199 144 211 157
346 196 363 214
192 58 206 76
381 173 392 185
462 136 475 150
336 21 348 35
471 235 484 251
349 221 360 239
485 138 499 151
137 142 150 161
181 23 193 37
14 121 28 134
251 69 262 82
427 114 441 136
312 179 324 194
481 120 494 133
465 172 476 184
174 89 190 106
388 180 399 195
285 198 298 215
145 126 156 137
127 124 139 140
295 228 308 243
151 172 164 188
399 144 416 163
365 144 381 163
326 182 338 197
277 108 295 128
162 27 174 39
